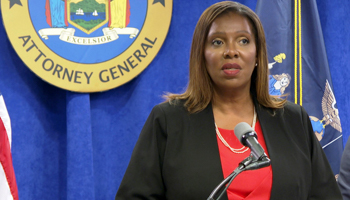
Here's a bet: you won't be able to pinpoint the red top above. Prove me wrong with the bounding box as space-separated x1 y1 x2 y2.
216 121 272 200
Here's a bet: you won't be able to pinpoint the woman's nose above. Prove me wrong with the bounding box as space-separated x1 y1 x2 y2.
223 44 239 58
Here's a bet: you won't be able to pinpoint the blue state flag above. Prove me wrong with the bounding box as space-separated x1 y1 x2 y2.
256 0 343 175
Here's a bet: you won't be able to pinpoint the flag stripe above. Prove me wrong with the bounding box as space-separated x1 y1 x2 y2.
294 0 303 105
298 0 303 106
294 0 298 104
0 163 13 200
0 97 11 146
0 118 18 200
0 94 18 200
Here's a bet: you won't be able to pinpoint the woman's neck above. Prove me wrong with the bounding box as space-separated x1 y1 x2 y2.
212 89 255 130
212 88 253 111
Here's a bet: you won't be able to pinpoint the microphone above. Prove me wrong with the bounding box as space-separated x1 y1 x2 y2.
207 122 271 200
234 122 268 161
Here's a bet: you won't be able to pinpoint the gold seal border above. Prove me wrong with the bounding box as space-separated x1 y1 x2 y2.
1 0 173 92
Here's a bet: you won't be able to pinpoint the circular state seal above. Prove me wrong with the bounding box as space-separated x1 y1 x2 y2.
2 0 172 92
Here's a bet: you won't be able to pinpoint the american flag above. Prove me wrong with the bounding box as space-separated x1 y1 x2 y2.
0 91 18 200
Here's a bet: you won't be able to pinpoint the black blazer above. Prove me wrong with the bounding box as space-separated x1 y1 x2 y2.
338 136 350 200
116 100 342 200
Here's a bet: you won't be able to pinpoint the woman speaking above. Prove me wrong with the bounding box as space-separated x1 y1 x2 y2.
115 1 342 199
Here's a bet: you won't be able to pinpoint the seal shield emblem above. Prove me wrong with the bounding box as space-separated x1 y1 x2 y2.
67 0 109 34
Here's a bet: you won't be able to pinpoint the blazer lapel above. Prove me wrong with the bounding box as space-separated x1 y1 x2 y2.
190 103 228 200
256 103 297 199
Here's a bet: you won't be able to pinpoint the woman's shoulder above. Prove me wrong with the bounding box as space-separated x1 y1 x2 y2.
283 101 302 110
259 99 307 117
147 99 193 128
152 99 188 115
274 100 309 117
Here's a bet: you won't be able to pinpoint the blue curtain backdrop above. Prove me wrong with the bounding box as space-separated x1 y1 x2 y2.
0 0 349 199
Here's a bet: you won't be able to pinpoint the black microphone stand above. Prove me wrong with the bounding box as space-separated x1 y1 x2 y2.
207 155 271 200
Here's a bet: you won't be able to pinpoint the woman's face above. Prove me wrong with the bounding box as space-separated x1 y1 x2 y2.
204 12 257 93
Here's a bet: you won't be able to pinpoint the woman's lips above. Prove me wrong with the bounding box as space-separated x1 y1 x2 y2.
222 63 241 76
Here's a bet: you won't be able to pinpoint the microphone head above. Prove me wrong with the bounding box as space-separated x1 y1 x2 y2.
234 122 255 144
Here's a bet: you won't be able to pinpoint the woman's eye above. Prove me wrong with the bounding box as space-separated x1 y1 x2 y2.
240 39 249 45
212 40 223 46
